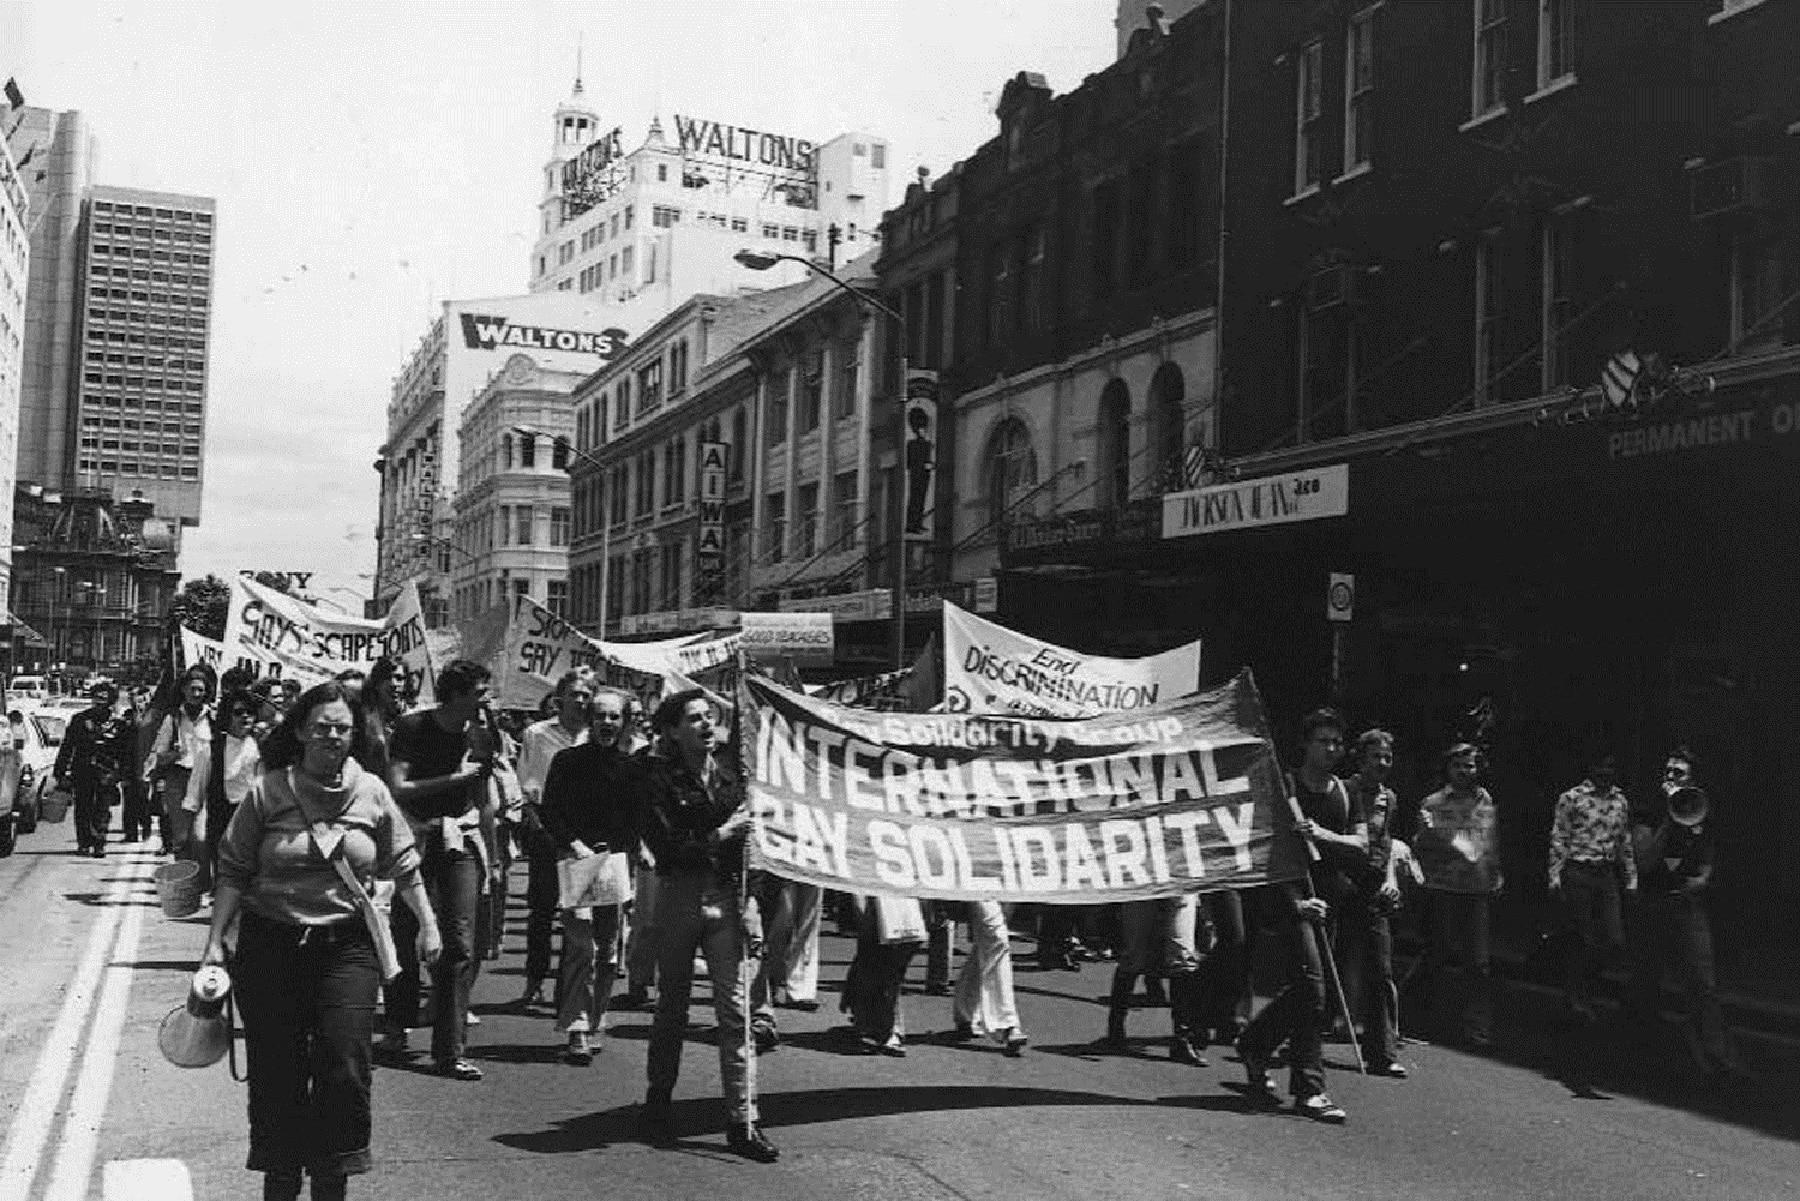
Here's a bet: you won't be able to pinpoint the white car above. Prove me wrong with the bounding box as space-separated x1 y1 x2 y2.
7 706 63 835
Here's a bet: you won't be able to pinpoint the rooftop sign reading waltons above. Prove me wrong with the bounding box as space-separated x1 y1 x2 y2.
459 313 628 358
673 115 817 175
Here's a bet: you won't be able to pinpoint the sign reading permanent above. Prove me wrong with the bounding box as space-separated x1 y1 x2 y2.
742 670 1306 904
942 603 1201 718
458 313 628 359
1162 463 1349 539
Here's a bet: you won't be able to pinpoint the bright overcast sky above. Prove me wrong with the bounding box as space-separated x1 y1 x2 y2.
0 0 1114 608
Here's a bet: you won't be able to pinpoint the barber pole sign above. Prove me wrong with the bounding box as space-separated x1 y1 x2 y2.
698 442 727 571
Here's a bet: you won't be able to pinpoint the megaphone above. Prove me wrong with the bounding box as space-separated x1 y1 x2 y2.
158 965 233 1069
1666 786 1709 829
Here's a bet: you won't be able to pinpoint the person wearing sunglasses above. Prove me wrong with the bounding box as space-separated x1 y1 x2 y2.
205 692 266 889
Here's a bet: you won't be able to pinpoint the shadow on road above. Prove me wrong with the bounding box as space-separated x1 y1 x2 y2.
62 891 160 908
494 1084 1207 1155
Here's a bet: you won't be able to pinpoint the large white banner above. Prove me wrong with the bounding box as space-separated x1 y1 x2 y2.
490 593 741 710
216 577 435 700
941 602 1201 718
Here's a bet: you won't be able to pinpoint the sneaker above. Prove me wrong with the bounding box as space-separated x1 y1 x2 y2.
516 980 546 1010
877 1033 907 1057
1297 1093 1348 1124
465 1012 481 1027
726 1122 779 1163
1002 1030 1029 1058
1169 1035 1208 1067
562 1038 595 1066
436 1058 483 1081
1371 1060 1409 1079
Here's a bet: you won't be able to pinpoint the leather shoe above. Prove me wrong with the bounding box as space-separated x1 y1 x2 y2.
1169 1035 1208 1066
726 1122 779 1163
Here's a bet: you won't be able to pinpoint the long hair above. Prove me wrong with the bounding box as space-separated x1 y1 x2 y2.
261 681 368 771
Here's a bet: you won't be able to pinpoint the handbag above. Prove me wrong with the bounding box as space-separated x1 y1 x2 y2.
288 769 404 982
557 851 632 909
872 894 928 945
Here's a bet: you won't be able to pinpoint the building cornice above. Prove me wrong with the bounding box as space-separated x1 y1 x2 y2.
957 307 1216 411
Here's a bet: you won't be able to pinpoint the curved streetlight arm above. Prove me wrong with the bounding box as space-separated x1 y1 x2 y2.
732 249 903 326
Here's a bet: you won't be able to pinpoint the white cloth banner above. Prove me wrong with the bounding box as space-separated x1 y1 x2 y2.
490 593 741 710
940 601 1201 717
215 577 435 699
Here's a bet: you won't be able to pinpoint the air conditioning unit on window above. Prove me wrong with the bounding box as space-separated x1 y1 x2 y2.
1305 264 1361 311
1690 156 1777 221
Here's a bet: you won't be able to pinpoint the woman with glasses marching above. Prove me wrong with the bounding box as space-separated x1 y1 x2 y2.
204 681 442 1201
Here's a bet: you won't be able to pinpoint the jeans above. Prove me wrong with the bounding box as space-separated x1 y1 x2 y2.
952 900 1022 1040
1196 890 1251 1040
121 778 156 842
1628 891 1733 1070
645 869 754 1122
72 776 115 851
558 903 623 1034
1337 897 1400 1065
1240 911 1328 1099
1117 896 1201 977
842 898 917 1044
1562 861 1624 1013
388 843 480 1063
751 880 824 1021
524 845 560 987
625 869 660 993
235 910 379 1178
1426 890 1492 1041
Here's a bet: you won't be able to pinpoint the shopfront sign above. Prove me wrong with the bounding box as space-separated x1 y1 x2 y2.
1003 501 1158 563
673 115 817 174
697 442 727 568
1162 464 1349 540
619 607 737 637
781 589 893 623
1605 403 1800 462
741 612 835 667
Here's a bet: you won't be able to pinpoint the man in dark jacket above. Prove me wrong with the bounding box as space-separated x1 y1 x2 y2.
53 681 130 858
539 687 640 1064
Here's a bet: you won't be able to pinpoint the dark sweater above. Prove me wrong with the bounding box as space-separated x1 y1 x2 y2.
539 742 642 857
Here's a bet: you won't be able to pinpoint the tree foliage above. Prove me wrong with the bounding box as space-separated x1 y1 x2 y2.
169 574 232 640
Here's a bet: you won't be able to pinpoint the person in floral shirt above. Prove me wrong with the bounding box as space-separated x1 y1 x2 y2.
1415 743 1501 1047
1549 754 1636 1022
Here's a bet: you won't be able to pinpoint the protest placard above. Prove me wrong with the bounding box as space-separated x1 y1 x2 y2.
213 577 435 697
941 602 1201 718
742 669 1305 903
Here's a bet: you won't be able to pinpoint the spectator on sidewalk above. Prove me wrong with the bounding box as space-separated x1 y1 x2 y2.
1550 753 1637 1023
538 687 639 1065
379 660 498 1082
1413 742 1501 1049
1339 728 1405 1074
1626 748 1743 1081
513 670 595 1008
635 689 776 1163
205 680 442 1201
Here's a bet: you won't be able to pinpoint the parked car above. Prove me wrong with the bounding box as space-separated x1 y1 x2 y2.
0 706 56 855
8 676 49 702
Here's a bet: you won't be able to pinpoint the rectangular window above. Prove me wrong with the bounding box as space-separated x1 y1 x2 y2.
636 450 656 516
1295 39 1324 194
1345 8 1377 173
1474 0 1508 119
797 482 820 557
610 467 628 525
989 241 1012 346
1732 232 1785 352
550 507 570 547
766 372 789 445
664 436 686 506
1538 0 1573 90
637 360 663 412
1475 236 1501 404
835 344 859 418
831 470 859 549
766 492 786 563
652 205 681 227
520 435 536 468
515 505 535 546
1020 225 1046 334
659 542 683 610
499 504 512 546
546 579 568 619
1092 179 1122 300
1540 219 1572 392
799 353 823 433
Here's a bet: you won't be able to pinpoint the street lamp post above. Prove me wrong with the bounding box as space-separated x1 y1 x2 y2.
732 249 911 670
513 426 609 635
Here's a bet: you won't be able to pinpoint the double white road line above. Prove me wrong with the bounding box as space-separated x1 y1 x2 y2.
0 848 161 1201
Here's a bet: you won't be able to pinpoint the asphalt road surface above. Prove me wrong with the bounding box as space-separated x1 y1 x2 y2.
0 821 1795 1201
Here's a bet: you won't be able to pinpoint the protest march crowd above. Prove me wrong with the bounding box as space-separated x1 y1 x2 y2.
34 576 1750 1200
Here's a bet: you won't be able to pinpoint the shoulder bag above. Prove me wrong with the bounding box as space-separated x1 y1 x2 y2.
287 769 404 981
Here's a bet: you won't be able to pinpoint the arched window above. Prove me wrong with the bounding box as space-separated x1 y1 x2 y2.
1148 363 1186 490
985 417 1038 527
1097 378 1131 510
